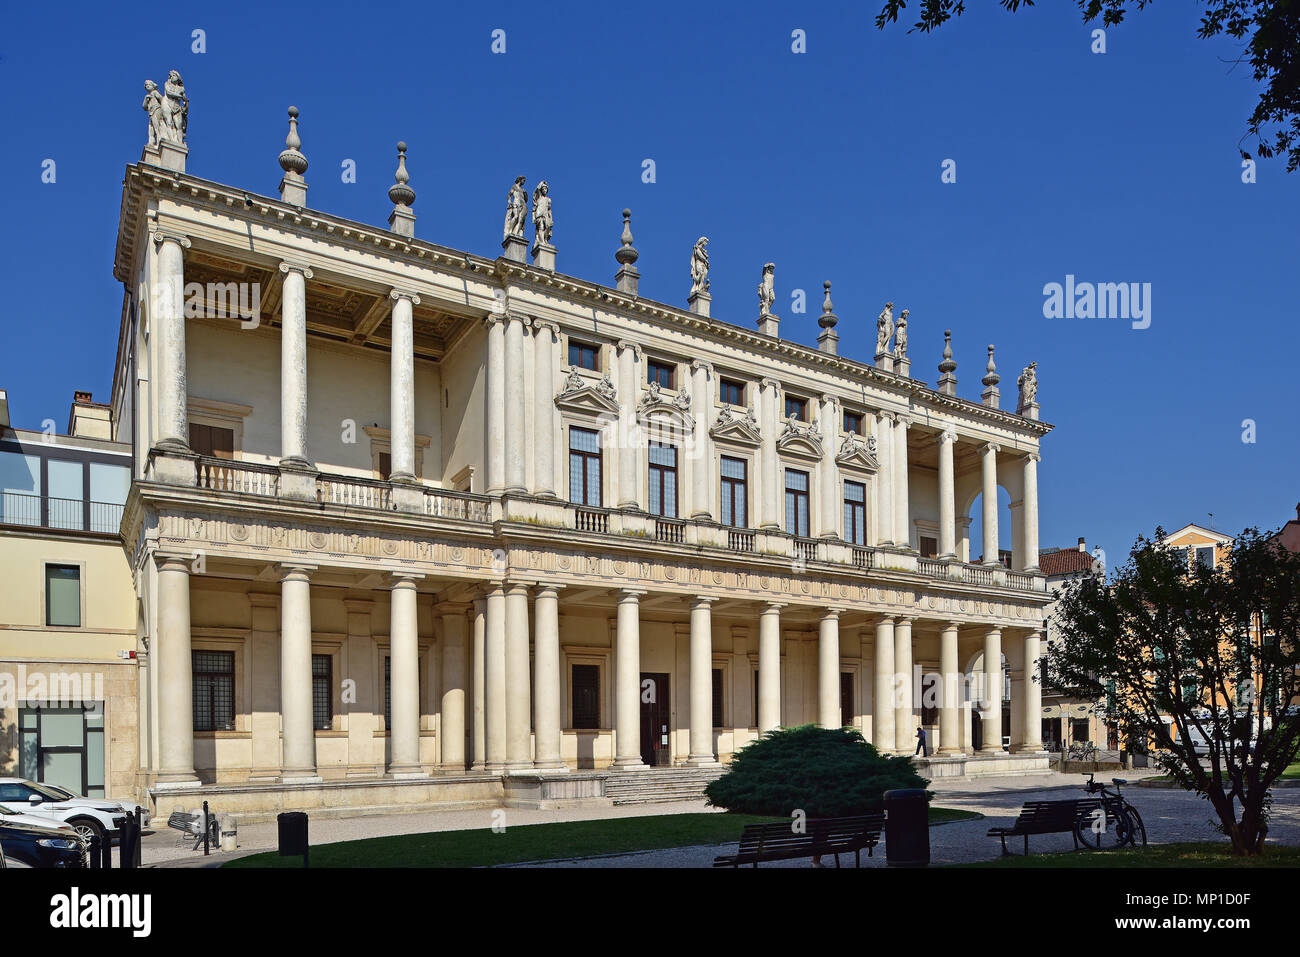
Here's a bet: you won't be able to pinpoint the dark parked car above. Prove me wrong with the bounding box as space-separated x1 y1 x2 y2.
0 820 88 868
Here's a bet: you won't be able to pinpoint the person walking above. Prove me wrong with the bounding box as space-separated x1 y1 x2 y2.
914 726 930 757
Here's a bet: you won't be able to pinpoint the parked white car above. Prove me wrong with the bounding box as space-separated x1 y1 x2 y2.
0 802 80 834
36 782 151 830
0 779 127 845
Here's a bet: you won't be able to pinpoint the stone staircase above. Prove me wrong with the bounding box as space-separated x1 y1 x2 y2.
603 767 726 806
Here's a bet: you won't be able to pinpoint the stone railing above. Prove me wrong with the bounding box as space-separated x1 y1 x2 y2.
424 488 492 523
316 474 392 510
653 517 686 544
197 457 280 496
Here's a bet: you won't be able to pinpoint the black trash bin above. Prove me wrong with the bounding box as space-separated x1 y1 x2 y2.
277 811 309 865
884 788 930 868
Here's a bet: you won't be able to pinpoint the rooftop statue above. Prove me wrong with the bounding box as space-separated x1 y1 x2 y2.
1018 361 1038 409
163 71 188 145
504 176 527 241
876 301 895 356
758 262 775 318
893 309 909 359
690 237 710 297
532 181 553 246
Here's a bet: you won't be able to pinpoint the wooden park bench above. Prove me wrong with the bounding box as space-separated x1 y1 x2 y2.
713 813 886 868
986 798 1103 856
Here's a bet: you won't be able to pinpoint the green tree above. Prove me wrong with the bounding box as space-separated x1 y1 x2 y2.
875 1 1300 172
1047 527 1300 855
703 724 929 817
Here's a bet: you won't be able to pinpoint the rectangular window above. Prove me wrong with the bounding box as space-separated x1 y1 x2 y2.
568 427 602 506
47 459 84 531
785 468 810 537
568 340 599 371
312 654 333 731
647 360 674 389
1195 546 1215 569
189 423 234 459
384 656 391 727
0 450 40 527
843 481 866 545
1170 547 1190 568
45 564 81 627
920 675 939 725
719 378 745 406
920 536 938 559
378 452 392 481
843 410 864 435
572 664 600 729
712 668 724 729
753 670 760 728
840 673 853 727
647 443 678 518
193 650 235 732
720 456 748 528
784 395 808 421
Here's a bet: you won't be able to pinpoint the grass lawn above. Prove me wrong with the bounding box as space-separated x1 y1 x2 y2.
225 806 980 868
957 842 1300 868
1281 763 1300 780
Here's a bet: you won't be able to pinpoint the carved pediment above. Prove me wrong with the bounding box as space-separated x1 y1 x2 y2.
836 432 879 472
776 415 824 459
710 404 761 447
636 381 694 430
555 367 620 416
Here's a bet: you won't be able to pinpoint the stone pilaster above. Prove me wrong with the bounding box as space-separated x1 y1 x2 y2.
387 571 425 778
686 598 719 766
616 341 642 510
611 589 647 769
873 616 896 751
532 585 566 770
981 443 1001 566
483 585 507 771
893 617 914 752
484 316 506 494
1022 453 1040 572
280 564 321 782
153 553 198 786
893 414 910 548
937 427 957 559
981 628 1003 753
504 315 528 495
757 603 783 734
818 395 839 538
939 622 962 754
439 604 469 771
874 412 895 546
532 320 559 498
818 610 841 729
689 360 714 519
503 583 533 771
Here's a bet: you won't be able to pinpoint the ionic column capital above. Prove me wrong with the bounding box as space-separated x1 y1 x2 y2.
691 358 714 375
820 608 842 621
759 377 782 392
281 563 317 582
983 442 1001 456
483 312 507 328
150 230 191 250
618 588 646 603
153 551 194 573
531 318 560 338
615 339 642 359
388 287 420 305
534 582 565 597
1023 451 1041 464
389 570 423 587
280 261 315 280
876 410 896 424
760 601 786 613
895 413 911 429
820 393 840 410
691 596 715 610
938 426 958 445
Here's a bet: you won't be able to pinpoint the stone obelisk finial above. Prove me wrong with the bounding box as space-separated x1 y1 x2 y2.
278 106 309 206
937 329 958 395
387 142 416 238
615 209 640 295
981 344 1000 408
816 281 838 355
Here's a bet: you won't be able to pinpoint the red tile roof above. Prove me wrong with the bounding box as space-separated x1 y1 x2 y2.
1040 548 1095 578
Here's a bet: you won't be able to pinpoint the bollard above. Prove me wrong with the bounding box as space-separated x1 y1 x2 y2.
220 816 238 852
202 800 210 856
87 834 101 869
277 811 310 868
884 788 930 868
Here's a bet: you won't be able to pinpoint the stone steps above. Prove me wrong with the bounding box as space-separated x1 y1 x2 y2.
603 768 725 806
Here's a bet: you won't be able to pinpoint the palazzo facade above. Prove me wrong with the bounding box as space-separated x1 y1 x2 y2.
108 89 1055 814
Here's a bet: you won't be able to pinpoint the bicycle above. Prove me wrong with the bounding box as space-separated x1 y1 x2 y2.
1074 773 1147 850
1067 741 1099 762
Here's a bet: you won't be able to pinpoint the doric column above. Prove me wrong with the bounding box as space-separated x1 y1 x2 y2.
439 604 468 771
151 232 192 451
1022 630 1044 751
818 609 841 729
981 628 1003 752
532 320 559 498
893 414 911 548
278 262 314 467
483 584 507 771
757 603 783 733
981 443 1000 565
689 360 714 519
759 378 781 528
686 598 718 766
1022 453 1040 572
280 564 321 782
532 584 565 770
818 394 839 538
387 572 424 778
503 583 533 771
938 427 957 559
470 597 487 771
612 589 647 769
893 616 914 752
874 412 894 545
388 289 420 481
939 622 962 754
616 340 642 509
873 616 896 750
154 554 198 784
504 315 527 494
484 316 506 494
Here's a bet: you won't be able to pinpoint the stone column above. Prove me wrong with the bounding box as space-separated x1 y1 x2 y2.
689 360 714 519
504 315 527 494
893 414 911 548
532 321 559 498
154 554 198 784
1022 453 1040 572
818 395 839 538
483 584 507 771
388 290 420 481
616 341 642 509
1021 630 1043 751
151 232 192 453
485 316 506 494
818 610 841 729
875 412 894 545
503 583 533 771
470 597 487 771
387 572 424 777
280 564 320 782
938 428 957 559
981 443 1000 565
533 584 565 770
278 263 314 468
757 602 783 733
612 589 647 769
873 616 896 750
687 598 718 766
439 605 468 771
939 622 962 754
981 628 1003 752
759 378 781 528
893 616 914 752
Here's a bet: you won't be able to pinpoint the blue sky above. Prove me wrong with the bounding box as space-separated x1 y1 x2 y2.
1 0 1296 562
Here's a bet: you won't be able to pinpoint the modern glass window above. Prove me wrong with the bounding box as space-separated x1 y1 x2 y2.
647 360 674 389
720 456 748 527
1195 546 1215 569
647 443 678 518
785 468 810 537
45 564 81 627
0 450 40 527
785 396 808 421
47 459 83 531
842 410 864 435
568 340 599 371
719 378 745 406
843 481 866 545
568 427 602 506
712 669 724 728
193 650 235 732
88 463 130 533
572 664 600 729
189 423 234 459
312 654 333 730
